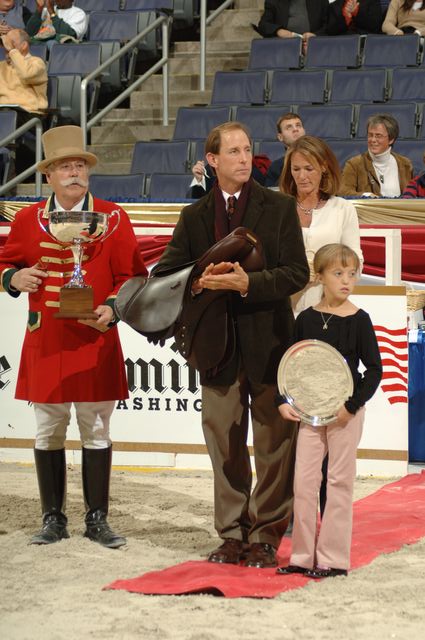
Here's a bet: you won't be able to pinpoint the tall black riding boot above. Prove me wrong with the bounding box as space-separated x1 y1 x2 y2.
82 446 126 549
30 448 69 545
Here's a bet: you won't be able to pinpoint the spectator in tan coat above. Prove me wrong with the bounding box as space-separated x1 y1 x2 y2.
339 114 413 197
0 27 47 123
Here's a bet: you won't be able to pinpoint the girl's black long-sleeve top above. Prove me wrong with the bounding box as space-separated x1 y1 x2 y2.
277 307 383 415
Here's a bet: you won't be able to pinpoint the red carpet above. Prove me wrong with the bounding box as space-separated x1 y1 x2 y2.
105 471 425 599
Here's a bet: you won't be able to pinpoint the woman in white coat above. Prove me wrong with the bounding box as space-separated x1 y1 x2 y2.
279 135 363 315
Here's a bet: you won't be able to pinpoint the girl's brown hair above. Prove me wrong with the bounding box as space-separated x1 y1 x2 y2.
313 243 361 275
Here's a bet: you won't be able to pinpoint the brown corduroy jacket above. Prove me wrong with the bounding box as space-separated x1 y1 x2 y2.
339 151 413 197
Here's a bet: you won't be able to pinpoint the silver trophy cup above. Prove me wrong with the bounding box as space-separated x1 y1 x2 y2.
38 209 119 318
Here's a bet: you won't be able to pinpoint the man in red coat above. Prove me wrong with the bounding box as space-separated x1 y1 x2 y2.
0 125 147 548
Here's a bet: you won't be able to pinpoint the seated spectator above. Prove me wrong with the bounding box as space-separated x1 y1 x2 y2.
26 0 87 43
339 114 413 197
382 0 425 35
265 112 305 187
0 1 30 34
0 28 47 123
327 0 383 34
402 153 425 196
255 0 329 47
188 153 270 199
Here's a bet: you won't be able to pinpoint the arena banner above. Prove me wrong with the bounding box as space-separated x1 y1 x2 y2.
0 286 408 476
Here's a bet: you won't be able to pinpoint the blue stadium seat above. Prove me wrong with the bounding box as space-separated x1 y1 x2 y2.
269 70 328 105
327 139 367 170
248 37 303 70
0 110 17 186
173 106 232 140
211 71 269 106
363 34 420 68
130 141 191 174
393 140 425 176
329 68 388 104
356 103 418 139
48 42 101 76
297 105 354 139
74 0 120 10
89 174 145 200
121 0 173 9
304 35 362 69
147 173 193 201
389 68 425 102
256 140 284 162
234 106 292 140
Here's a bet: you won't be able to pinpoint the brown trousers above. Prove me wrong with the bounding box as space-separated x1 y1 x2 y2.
290 407 365 571
202 369 297 548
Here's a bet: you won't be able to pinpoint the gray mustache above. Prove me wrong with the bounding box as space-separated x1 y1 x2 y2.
60 177 89 187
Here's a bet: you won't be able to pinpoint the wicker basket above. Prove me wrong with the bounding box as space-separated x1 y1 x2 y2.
407 289 425 312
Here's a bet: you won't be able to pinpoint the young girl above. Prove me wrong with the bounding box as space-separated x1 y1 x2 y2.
276 243 382 578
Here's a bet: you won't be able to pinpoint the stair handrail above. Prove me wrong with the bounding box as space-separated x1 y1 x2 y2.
81 14 171 147
199 0 234 91
0 116 43 198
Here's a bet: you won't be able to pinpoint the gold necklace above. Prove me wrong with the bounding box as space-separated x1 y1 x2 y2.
320 311 335 330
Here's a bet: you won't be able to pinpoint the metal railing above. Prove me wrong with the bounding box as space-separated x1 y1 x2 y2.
0 117 43 197
81 14 171 146
199 0 234 91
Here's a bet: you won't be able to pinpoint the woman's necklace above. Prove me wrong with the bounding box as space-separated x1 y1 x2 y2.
320 311 335 330
296 199 322 215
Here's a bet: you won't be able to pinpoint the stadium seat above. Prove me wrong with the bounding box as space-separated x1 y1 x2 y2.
297 105 354 139
0 42 47 62
147 173 193 201
48 43 102 125
389 68 425 103
393 140 425 176
121 0 173 9
304 35 362 69
248 37 303 70
269 70 328 105
234 106 292 140
0 110 17 186
256 140 284 162
89 174 145 200
329 68 388 104
130 141 191 174
356 103 418 139
173 106 232 140
327 139 366 170
74 0 120 10
363 34 420 68
211 71 269 106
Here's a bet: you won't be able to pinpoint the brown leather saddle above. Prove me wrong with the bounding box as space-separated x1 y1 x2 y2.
115 226 264 376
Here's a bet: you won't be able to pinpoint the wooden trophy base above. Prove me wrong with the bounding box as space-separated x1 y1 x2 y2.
54 286 98 319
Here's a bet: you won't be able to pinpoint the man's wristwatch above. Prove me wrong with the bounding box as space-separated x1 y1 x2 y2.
50 12 56 18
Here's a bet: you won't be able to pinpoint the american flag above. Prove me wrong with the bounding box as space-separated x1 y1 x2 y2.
374 325 408 405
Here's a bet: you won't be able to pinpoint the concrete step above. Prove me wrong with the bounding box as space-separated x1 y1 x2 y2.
168 54 248 74
90 123 175 145
174 35 254 54
141 72 215 92
210 8 262 27
130 90 211 109
94 162 132 175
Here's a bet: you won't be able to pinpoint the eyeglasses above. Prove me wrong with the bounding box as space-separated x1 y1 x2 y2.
367 133 388 141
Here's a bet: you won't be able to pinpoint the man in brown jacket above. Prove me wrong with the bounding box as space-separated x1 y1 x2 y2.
155 121 309 568
339 114 413 197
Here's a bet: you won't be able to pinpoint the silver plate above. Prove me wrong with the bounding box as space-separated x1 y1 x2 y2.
277 339 353 426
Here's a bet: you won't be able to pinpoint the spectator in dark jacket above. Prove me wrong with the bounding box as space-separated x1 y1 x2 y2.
0 0 30 35
327 0 383 35
256 0 329 44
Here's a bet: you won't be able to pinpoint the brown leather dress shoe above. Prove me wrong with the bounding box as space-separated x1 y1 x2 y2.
243 543 277 568
207 538 245 564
